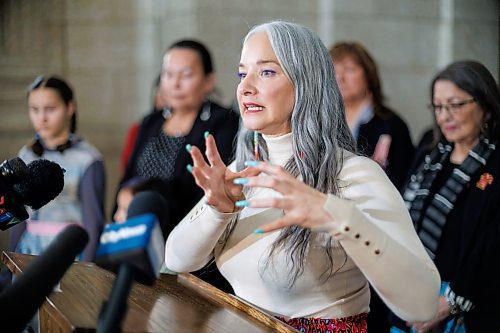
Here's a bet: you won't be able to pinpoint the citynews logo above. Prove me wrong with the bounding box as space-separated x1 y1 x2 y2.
0 206 13 224
100 224 147 244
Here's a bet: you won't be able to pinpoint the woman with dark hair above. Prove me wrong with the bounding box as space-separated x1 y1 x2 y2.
165 21 440 333
9 75 106 261
329 42 415 190
118 39 240 238
395 61 500 332
118 39 239 292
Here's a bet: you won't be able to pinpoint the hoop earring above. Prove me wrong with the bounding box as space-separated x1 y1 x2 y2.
200 101 211 121
162 107 172 119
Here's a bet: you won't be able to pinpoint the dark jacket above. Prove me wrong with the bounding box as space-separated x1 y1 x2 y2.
356 107 415 191
408 142 500 332
444 147 500 332
119 102 240 238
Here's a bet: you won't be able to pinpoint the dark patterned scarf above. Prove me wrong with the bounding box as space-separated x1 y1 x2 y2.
403 138 496 259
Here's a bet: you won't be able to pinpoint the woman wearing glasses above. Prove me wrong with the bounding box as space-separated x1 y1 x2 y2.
395 61 500 332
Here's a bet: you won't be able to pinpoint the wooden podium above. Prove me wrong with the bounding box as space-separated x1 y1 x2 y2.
2 251 297 333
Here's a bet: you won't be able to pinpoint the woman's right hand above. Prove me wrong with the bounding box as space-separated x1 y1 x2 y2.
187 133 259 213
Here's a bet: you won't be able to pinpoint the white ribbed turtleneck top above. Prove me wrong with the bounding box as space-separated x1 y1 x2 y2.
165 133 440 321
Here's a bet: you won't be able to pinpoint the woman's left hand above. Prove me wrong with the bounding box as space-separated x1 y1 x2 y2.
408 296 451 333
234 161 332 233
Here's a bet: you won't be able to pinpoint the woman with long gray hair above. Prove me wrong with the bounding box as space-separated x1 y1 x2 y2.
165 21 440 332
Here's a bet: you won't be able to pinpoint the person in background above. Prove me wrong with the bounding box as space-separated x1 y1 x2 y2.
118 40 239 293
119 74 167 175
113 177 164 223
330 41 416 331
394 60 500 333
118 39 239 239
329 42 414 191
165 21 440 333
9 75 106 261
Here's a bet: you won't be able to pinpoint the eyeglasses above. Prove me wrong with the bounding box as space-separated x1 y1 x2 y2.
429 98 476 116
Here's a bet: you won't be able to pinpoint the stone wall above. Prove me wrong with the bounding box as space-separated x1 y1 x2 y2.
0 0 498 252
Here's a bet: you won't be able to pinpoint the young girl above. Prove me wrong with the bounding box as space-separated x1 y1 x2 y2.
9 75 106 261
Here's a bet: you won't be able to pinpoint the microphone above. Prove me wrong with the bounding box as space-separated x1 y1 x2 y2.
95 191 166 333
0 158 29 229
14 159 65 210
0 158 65 231
0 158 28 185
0 224 89 333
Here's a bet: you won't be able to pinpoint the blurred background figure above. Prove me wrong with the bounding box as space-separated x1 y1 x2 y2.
330 42 416 331
9 76 106 262
119 74 167 175
394 61 500 333
117 39 239 239
113 177 164 223
117 40 239 292
330 42 415 191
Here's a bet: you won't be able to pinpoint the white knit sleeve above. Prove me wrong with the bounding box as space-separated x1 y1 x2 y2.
314 155 441 322
164 197 237 272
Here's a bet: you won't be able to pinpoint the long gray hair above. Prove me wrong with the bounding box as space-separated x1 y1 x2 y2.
233 21 356 286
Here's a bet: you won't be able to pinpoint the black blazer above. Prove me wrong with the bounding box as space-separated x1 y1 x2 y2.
119 102 240 238
409 143 500 332
356 106 415 190
449 147 500 331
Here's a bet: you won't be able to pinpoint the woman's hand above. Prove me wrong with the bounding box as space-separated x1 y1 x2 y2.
187 133 259 213
233 161 332 233
408 296 450 333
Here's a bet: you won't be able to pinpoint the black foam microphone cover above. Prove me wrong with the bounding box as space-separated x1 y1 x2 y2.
13 159 65 210
127 191 168 237
0 224 89 332
0 158 29 185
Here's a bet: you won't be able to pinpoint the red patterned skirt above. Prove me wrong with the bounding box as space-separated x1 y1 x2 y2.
277 313 368 333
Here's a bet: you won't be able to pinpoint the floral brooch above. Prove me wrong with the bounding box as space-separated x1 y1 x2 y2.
476 172 494 190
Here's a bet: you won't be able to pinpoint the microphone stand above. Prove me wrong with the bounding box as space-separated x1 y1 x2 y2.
97 264 135 333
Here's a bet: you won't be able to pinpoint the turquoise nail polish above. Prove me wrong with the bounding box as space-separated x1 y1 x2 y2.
233 178 249 185
235 200 250 207
204 131 210 139
186 164 193 173
244 160 259 167
185 144 192 153
253 228 264 234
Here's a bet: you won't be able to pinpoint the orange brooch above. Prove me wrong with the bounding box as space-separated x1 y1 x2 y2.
476 172 494 190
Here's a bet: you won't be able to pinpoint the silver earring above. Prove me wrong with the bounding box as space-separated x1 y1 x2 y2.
200 102 211 121
162 107 172 119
